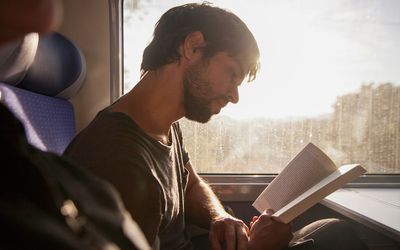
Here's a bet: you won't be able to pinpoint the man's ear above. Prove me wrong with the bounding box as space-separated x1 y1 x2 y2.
182 31 206 61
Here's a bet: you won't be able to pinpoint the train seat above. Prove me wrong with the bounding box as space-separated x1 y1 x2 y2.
0 32 86 154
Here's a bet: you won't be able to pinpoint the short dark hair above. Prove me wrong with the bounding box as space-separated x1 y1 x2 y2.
141 2 260 82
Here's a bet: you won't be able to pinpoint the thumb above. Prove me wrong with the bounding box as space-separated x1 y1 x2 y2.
265 209 275 215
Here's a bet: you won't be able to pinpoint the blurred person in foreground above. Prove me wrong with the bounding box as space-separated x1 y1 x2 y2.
0 0 150 249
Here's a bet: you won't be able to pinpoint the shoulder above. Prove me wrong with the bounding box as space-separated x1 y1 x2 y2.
65 110 153 159
64 109 165 189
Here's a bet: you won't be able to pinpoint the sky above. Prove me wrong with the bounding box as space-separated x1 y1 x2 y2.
123 0 400 119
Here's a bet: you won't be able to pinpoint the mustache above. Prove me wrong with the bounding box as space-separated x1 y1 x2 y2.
211 96 229 104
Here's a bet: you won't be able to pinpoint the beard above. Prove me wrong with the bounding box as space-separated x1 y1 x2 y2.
183 60 214 123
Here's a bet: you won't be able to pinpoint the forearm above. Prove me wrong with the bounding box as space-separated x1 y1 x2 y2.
184 164 250 249
184 165 230 229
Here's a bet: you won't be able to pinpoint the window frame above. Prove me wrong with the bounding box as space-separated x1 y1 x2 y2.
109 0 124 103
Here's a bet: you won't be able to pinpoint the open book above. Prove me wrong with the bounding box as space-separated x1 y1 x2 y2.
252 143 366 224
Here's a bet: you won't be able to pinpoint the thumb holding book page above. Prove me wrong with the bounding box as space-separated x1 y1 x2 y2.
249 209 275 228
248 210 293 250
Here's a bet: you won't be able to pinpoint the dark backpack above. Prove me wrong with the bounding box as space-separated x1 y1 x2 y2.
0 103 150 250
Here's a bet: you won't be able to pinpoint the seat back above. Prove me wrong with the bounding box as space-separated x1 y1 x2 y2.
0 32 85 154
0 83 75 154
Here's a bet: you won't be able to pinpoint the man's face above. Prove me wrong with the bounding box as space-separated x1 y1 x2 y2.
183 52 245 123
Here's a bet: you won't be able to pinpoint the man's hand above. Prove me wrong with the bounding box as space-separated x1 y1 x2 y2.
209 215 249 250
248 211 293 250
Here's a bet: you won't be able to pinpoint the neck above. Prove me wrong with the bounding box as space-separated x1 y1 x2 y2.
111 64 185 140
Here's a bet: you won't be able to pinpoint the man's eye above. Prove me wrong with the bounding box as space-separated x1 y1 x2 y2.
230 73 236 84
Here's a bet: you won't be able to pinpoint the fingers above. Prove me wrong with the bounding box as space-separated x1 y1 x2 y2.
224 221 236 250
266 209 275 215
256 212 273 225
250 216 258 229
209 228 222 250
236 223 249 250
209 217 249 250
248 212 293 250
226 220 249 250
253 209 273 225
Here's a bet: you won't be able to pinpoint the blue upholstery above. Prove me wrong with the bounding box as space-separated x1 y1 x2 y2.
0 32 85 155
19 32 86 99
0 82 75 154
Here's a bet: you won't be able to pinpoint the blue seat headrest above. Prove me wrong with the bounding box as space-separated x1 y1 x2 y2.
0 32 86 99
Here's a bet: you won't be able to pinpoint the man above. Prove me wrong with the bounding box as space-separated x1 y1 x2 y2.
0 1 149 249
64 3 367 250
64 3 263 249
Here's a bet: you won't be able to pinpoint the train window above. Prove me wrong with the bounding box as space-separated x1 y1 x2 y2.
123 0 400 174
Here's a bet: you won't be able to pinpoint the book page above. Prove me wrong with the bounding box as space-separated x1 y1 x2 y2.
272 164 366 223
253 143 337 213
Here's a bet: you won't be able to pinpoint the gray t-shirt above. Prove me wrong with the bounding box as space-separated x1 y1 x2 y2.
64 109 193 249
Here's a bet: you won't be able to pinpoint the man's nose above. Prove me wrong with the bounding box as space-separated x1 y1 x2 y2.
228 86 239 104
